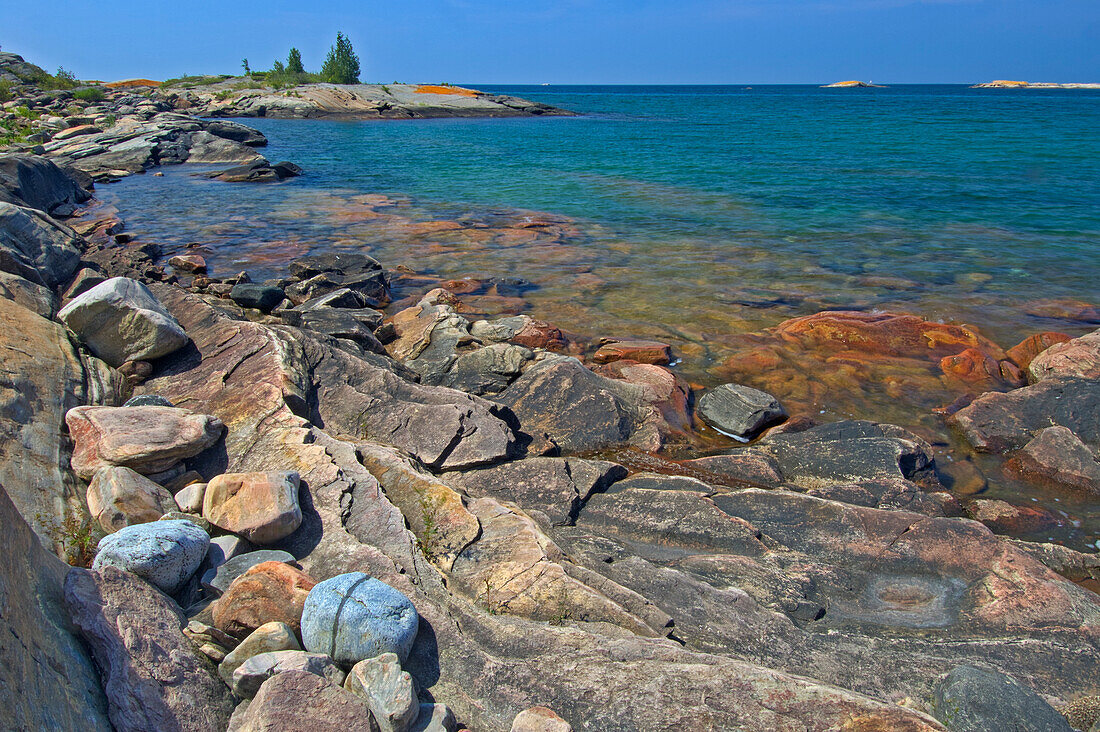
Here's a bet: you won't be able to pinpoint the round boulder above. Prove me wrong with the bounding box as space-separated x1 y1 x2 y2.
91 518 209 594
301 572 419 665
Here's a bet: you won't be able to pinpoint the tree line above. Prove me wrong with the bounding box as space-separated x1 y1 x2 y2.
243 33 361 88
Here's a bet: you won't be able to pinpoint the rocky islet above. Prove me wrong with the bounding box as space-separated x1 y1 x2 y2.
0 53 1098 732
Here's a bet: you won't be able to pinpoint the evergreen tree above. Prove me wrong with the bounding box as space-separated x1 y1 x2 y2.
321 32 360 84
287 48 304 74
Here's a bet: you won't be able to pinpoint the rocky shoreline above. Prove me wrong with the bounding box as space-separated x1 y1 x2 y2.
2 55 1100 732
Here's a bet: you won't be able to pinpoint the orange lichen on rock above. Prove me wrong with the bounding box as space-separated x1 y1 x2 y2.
1005 331 1072 369
415 84 479 97
105 78 162 88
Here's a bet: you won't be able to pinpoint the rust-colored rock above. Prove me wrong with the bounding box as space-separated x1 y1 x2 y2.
168 254 207 273
1005 332 1072 370
592 339 672 366
1027 329 1100 382
212 561 317 638
511 319 568 351
939 348 1023 389
1023 299 1100 323
964 498 1065 535
774 311 1003 359
203 471 303 545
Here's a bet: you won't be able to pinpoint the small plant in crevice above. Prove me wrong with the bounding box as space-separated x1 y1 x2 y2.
35 510 100 567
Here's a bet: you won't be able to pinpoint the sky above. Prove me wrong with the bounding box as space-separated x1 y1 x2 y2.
1 0 1098 84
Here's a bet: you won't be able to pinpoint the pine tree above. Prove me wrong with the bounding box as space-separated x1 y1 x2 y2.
321 32 360 85
287 48 304 75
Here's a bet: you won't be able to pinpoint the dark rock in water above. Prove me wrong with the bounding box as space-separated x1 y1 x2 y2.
0 201 82 288
1005 425 1100 494
289 252 383 280
292 286 372 312
231 283 285 313
0 482 111 731
286 270 389 307
123 394 174 408
757 420 937 488
64 565 235 732
202 119 268 147
207 160 301 183
234 670 376 730
697 383 787 440
299 308 386 354
0 154 91 214
951 377 1100 453
931 665 1072 732
445 456 626 526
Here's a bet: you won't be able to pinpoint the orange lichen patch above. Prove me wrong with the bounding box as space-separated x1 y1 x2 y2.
990 80 1030 87
105 78 162 88
415 84 480 97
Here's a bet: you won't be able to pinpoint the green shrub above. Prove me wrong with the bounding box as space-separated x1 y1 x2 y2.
73 87 106 102
0 80 11 102
321 32 360 84
287 48 304 74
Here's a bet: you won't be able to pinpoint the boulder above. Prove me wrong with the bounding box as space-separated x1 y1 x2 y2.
203 119 268 147
931 665 1072 732
57 277 190 366
592 339 672 366
343 652 419 732
232 650 345 698
697 383 787 440
174 481 206 513
201 549 296 597
66 405 224 479
440 342 534 395
410 704 457 732
0 154 91 214
301 572 420 664
86 465 176 532
1028 328 1100 381
232 670 376 731
203 471 303 544
298 308 386 354
218 621 302 686
0 482 111 731
64 566 234 731
212 561 317 637
230 283 284 313
0 202 82 288
209 159 302 182
168 254 207 273
512 707 572 732
91 518 210 594
1005 426 1100 494
185 131 265 164
950 378 1100 454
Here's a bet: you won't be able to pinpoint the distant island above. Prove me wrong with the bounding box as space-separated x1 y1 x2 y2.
972 80 1100 89
821 80 887 88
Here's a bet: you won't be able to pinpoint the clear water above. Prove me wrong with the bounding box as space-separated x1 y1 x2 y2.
98 85 1100 547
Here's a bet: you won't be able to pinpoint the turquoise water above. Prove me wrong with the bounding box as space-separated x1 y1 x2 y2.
99 85 1100 547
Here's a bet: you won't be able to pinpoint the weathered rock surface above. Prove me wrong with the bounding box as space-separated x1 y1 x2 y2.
58 277 190 366
203 471 303 544
232 670 376 731
64 565 234 732
232 649 345 698
212 561 316 637
1028 328 1100 381
67 405 224 479
697 383 787 440
87 465 176 531
0 201 82 288
207 159 302 183
0 153 91 214
0 295 111 540
91 518 209 594
1005 425 1100 494
931 665 1073 732
444 456 627 526
344 652 419 732
511 707 572 732
0 482 111 731
301 572 420 664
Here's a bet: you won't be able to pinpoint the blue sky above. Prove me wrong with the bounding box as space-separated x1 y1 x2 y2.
2 0 1097 84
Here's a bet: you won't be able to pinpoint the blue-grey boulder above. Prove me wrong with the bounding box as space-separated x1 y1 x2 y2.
91 518 209 595
301 572 419 664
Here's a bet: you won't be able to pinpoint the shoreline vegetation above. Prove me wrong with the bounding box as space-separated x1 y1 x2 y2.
2 46 1100 732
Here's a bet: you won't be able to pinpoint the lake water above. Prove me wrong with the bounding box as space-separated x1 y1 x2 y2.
99 85 1100 547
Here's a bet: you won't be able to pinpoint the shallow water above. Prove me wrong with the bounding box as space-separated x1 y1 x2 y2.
98 85 1100 548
